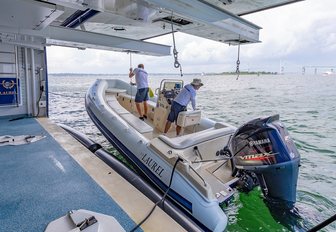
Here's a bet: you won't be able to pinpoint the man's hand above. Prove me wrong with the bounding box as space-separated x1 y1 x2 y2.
129 68 134 78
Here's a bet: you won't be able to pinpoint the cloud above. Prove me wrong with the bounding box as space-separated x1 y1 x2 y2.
47 0 336 74
47 47 130 73
240 0 336 71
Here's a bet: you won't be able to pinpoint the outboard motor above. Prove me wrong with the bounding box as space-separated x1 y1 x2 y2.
229 115 300 209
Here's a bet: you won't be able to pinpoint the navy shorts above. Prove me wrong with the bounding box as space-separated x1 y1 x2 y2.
135 88 149 103
167 101 186 123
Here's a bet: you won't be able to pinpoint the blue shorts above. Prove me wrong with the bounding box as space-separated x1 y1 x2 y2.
167 101 186 123
135 88 149 103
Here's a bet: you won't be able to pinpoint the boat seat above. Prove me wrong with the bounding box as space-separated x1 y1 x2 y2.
105 94 130 114
106 88 127 95
105 94 118 101
176 110 201 128
120 113 153 134
158 125 235 149
105 91 153 134
118 92 135 101
108 100 129 114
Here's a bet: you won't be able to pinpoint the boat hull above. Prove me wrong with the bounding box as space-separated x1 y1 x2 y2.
85 79 228 232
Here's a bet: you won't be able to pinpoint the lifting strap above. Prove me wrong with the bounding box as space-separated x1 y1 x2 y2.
236 35 241 80
170 12 183 77
128 51 135 112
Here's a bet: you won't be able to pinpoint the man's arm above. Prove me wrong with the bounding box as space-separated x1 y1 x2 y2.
191 96 196 110
129 68 135 78
190 87 198 110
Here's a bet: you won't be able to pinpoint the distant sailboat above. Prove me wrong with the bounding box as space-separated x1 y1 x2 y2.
322 70 335 76
279 60 285 75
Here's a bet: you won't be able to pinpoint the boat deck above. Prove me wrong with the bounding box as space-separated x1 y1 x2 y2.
106 92 193 139
0 116 185 232
105 89 237 202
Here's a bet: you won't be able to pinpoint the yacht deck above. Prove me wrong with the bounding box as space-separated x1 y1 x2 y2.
0 116 184 232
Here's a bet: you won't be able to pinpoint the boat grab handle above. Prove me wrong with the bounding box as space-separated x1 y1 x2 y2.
193 146 203 160
191 157 229 164
189 165 207 187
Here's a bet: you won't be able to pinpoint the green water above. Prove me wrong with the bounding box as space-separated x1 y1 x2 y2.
49 73 336 231
225 189 291 232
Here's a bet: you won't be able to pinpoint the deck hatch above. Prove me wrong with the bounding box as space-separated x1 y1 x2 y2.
61 9 99 28
153 16 193 26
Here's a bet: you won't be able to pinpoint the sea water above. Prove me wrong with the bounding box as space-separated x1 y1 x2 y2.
49 73 336 232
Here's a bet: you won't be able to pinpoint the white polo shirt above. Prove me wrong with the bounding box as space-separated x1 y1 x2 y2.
174 84 196 110
133 68 148 89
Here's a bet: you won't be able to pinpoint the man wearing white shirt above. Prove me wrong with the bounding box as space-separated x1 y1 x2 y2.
164 78 203 136
129 64 149 120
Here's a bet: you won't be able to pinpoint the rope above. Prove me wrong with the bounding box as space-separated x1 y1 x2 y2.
129 157 183 232
307 214 336 232
129 52 134 113
170 12 183 77
129 51 132 68
236 35 241 80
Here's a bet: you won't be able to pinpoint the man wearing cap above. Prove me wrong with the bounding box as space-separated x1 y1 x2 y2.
164 78 203 136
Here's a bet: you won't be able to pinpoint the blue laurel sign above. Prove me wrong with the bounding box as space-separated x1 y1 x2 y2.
0 77 20 106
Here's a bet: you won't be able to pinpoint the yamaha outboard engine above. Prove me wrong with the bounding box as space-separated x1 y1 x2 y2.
230 115 300 209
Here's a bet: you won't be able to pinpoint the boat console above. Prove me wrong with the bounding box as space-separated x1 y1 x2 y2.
153 80 183 132
153 79 201 133
156 79 183 108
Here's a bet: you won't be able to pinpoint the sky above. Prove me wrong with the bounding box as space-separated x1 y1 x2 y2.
46 0 336 75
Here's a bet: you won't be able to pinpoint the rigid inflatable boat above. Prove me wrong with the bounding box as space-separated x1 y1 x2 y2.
86 79 300 232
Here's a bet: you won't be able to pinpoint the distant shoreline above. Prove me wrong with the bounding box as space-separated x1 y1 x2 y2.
207 71 278 75
49 71 278 76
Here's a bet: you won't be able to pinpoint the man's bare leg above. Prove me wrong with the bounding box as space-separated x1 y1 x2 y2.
143 101 148 117
136 102 142 117
164 121 171 133
176 125 182 136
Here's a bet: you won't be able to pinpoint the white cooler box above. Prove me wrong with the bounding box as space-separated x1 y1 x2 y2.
177 110 201 127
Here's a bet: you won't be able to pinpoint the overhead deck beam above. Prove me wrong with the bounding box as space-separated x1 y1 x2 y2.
236 0 305 16
44 26 171 56
146 0 261 43
45 0 261 44
0 25 171 56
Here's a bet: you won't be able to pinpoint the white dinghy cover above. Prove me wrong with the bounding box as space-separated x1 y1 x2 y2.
0 135 46 146
45 209 125 232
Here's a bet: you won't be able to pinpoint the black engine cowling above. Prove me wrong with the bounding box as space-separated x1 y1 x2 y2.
229 115 300 208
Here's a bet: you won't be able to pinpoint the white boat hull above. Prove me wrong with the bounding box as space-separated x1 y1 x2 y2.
86 79 239 231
